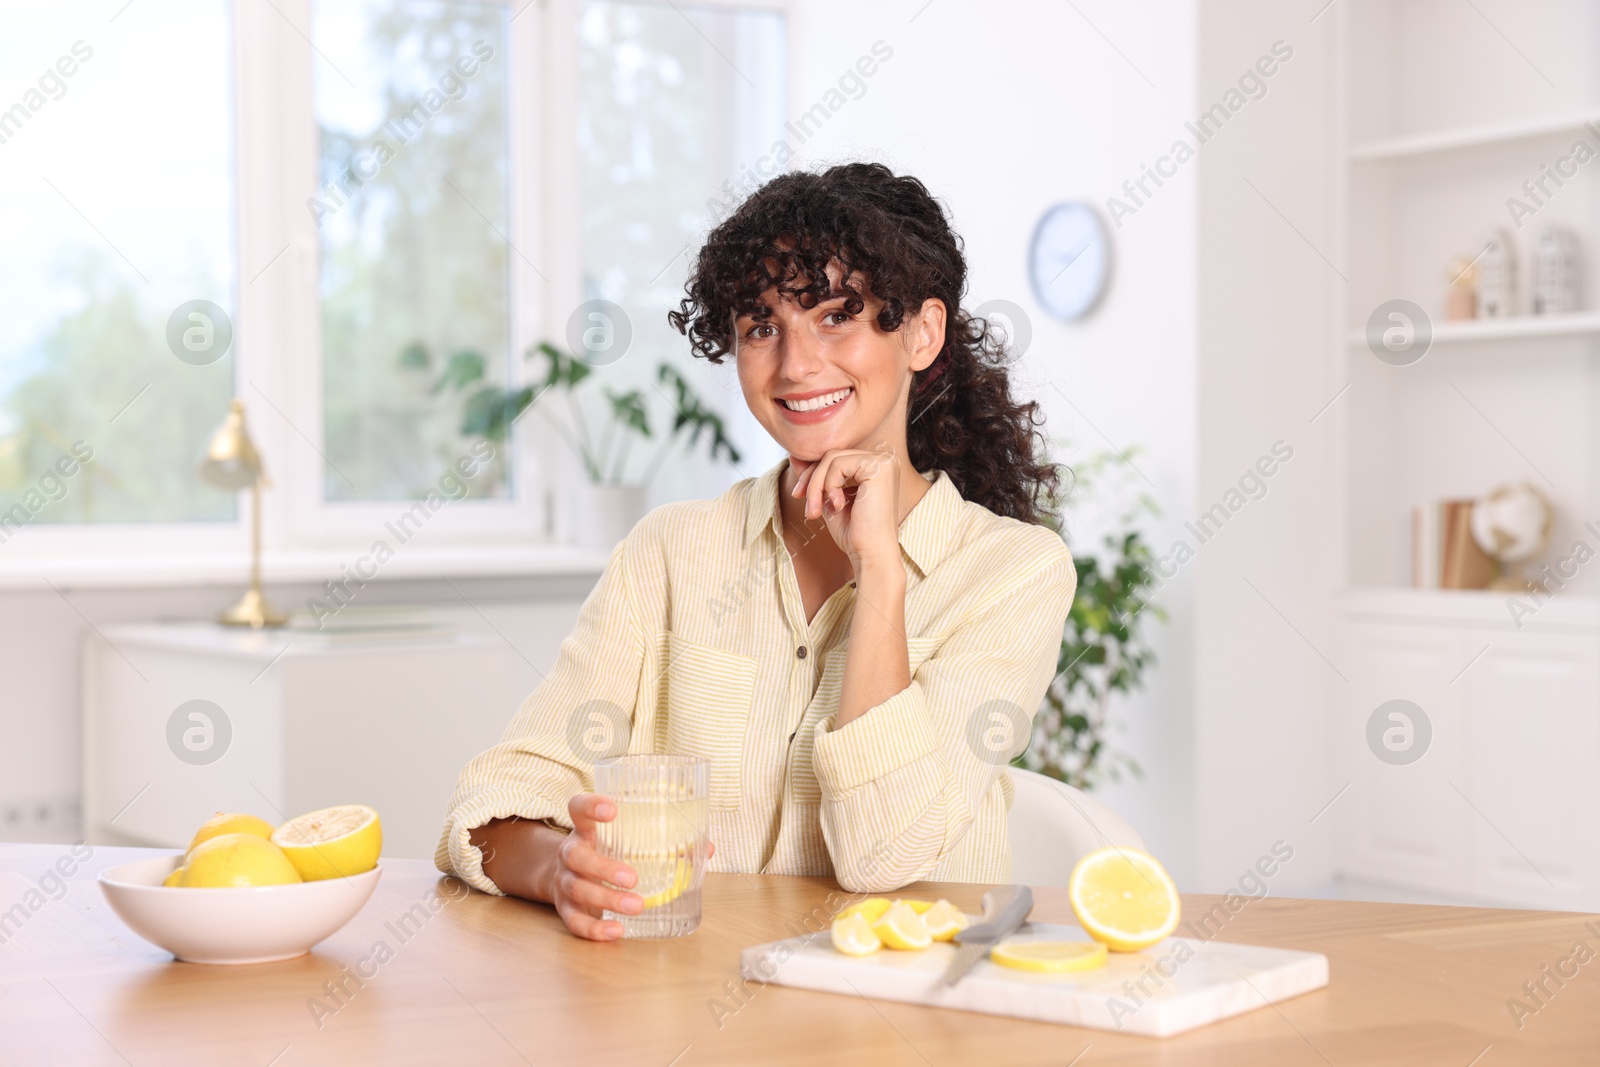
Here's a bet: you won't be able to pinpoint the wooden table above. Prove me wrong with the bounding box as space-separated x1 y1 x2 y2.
2 845 1596 1065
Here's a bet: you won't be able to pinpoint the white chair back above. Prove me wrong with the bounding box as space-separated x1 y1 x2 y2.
1005 768 1147 887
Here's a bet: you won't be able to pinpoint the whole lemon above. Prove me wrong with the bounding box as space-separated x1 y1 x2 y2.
187 812 276 855
162 866 186 887
182 833 302 888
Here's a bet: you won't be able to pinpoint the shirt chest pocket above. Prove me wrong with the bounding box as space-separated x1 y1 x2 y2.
662 632 758 810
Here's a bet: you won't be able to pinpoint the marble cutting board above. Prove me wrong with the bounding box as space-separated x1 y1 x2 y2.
739 921 1328 1038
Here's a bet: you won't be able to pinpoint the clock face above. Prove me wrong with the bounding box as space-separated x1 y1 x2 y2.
1029 202 1111 321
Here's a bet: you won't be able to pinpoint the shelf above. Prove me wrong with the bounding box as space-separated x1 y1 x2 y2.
1343 586 1600 630
1349 111 1600 162
1345 311 1600 347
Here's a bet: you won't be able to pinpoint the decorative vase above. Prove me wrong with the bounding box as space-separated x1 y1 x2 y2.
569 481 648 550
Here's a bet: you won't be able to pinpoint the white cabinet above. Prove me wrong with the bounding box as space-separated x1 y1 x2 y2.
83 623 516 860
1339 591 1600 910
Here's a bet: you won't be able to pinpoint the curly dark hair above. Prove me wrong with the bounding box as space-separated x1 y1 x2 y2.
667 161 1061 525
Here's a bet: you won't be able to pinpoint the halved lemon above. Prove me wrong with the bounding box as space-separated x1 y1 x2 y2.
836 897 893 924
991 940 1108 973
871 900 932 950
921 899 968 942
1068 846 1181 952
831 912 882 956
895 898 935 915
270 804 382 882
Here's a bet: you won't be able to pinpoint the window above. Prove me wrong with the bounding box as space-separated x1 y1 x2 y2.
0 2 236 527
313 0 514 503
571 0 788 502
0 0 789 567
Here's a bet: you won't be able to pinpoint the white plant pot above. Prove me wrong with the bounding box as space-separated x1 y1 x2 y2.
570 482 648 551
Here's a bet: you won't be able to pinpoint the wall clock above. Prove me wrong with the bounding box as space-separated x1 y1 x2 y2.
1028 201 1112 321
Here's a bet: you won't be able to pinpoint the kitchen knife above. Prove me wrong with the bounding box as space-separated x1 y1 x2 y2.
941 884 1034 986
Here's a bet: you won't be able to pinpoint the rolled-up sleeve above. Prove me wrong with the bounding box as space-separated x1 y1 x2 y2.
811 543 1077 892
434 534 645 894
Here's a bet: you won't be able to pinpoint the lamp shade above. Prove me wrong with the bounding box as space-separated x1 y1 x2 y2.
199 398 263 490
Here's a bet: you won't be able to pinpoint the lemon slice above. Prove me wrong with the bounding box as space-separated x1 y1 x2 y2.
894 898 935 915
1068 846 1181 952
187 812 275 855
991 940 1108 973
831 912 882 956
836 897 893 924
638 858 694 909
271 804 382 882
871 900 932 950
921 899 968 942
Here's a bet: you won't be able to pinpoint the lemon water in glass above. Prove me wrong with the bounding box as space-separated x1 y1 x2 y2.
594 755 710 938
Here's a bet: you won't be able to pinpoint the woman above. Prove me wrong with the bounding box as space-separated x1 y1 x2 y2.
437 162 1076 940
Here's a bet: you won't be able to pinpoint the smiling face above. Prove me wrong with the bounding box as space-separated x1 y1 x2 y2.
734 261 945 463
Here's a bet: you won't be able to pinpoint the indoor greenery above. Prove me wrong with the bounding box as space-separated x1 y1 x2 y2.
401 341 741 485
1016 447 1165 789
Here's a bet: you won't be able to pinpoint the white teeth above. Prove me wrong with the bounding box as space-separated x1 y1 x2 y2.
780 388 851 412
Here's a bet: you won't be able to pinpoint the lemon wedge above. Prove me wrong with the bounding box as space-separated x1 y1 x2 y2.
831 912 882 956
836 897 893 924
871 900 932 950
182 834 302 888
1068 846 1181 952
894 898 935 915
270 804 382 882
187 812 275 855
991 940 1108 973
921 899 968 942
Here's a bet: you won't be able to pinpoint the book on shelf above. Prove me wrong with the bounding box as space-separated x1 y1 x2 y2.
1412 499 1496 589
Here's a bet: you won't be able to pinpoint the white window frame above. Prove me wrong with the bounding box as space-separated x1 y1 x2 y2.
0 0 790 585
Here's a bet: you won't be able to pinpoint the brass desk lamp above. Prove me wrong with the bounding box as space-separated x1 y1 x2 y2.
200 399 286 628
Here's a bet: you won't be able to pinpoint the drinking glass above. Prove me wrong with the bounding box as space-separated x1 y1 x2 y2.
593 754 710 938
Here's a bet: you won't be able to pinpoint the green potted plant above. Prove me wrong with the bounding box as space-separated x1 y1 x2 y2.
1017 447 1165 789
402 341 741 548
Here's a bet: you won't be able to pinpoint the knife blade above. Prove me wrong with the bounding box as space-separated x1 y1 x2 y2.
941 884 1033 986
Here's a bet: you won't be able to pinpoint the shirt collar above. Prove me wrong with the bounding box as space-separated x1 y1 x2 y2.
743 456 964 577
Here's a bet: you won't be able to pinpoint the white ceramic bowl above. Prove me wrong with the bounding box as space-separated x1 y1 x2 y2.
99 853 382 964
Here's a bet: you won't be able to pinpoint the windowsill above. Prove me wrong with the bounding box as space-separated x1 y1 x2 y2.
0 543 612 591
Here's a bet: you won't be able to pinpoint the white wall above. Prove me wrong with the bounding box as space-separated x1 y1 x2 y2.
1192 0 1340 895
784 0 1202 886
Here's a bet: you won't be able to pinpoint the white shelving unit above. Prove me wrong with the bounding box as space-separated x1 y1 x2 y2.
1345 310 1600 346
1349 110 1600 162
1333 0 1600 911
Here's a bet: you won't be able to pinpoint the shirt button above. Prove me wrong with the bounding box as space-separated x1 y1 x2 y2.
796 646 808 659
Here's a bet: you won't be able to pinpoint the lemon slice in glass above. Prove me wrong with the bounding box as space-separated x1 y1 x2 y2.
1068 846 1181 952
638 857 694 909
831 912 882 956
991 940 1108 973
270 804 382 882
871 900 932 950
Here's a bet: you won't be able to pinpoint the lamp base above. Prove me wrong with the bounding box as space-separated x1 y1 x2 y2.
218 587 288 629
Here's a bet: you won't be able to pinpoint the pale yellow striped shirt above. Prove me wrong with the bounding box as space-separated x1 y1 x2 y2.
437 457 1077 893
